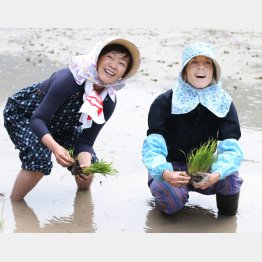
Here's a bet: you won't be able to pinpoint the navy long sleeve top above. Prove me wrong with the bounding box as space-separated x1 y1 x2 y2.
29 67 116 155
146 89 241 162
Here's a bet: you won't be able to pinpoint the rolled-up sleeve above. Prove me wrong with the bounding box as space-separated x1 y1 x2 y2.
142 134 173 180
211 138 243 180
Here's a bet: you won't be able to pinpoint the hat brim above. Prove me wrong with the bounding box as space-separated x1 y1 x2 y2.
105 38 141 80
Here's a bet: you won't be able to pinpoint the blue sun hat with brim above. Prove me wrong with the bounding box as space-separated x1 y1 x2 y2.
181 42 221 82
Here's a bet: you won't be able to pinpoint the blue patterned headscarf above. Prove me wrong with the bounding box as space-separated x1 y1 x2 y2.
181 42 221 82
171 42 232 118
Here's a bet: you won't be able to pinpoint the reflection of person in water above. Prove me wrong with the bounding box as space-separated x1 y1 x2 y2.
11 200 40 233
145 203 237 233
11 190 95 233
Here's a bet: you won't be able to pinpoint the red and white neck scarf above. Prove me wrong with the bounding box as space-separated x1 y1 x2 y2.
79 81 114 128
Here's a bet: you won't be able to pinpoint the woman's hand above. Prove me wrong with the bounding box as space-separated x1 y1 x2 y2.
162 170 191 187
75 152 92 181
193 172 220 190
54 145 75 167
41 134 74 167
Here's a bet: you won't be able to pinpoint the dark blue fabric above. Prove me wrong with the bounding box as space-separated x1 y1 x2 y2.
146 89 241 162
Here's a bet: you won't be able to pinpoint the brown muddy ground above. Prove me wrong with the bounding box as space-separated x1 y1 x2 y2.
0 28 262 233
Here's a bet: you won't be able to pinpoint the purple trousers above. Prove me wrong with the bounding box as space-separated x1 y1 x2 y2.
148 162 243 214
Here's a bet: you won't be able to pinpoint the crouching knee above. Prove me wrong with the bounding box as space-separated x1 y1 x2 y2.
154 194 187 215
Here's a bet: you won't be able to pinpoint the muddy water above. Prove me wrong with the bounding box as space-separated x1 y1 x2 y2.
1 46 262 233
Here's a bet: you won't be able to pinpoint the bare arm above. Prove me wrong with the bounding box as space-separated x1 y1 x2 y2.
77 152 92 167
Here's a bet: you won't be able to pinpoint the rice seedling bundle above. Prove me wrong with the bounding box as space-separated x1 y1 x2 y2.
68 148 118 177
185 139 217 186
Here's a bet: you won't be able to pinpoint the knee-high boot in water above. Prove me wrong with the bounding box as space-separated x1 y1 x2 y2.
216 192 240 216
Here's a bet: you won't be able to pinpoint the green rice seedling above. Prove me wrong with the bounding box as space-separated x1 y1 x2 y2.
68 148 75 159
183 139 217 186
67 148 118 177
0 199 5 229
187 139 217 175
81 160 118 176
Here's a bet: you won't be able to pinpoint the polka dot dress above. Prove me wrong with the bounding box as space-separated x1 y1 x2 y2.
3 83 86 175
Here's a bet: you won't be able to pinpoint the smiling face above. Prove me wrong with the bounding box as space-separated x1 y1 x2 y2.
183 55 214 89
97 51 131 84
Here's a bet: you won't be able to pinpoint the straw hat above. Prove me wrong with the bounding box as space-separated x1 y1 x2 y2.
103 38 141 79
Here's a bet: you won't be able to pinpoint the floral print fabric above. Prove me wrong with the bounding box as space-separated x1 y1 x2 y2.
171 76 232 118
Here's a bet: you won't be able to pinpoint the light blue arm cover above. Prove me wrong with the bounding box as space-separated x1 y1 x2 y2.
211 138 244 180
142 134 174 180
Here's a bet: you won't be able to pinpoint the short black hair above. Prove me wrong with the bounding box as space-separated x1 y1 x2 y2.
98 44 133 77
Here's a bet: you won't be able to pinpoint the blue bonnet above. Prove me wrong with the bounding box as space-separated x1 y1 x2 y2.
181 42 221 82
171 42 232 117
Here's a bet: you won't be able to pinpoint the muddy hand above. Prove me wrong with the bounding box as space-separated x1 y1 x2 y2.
193 172 220 190
76 163 91 181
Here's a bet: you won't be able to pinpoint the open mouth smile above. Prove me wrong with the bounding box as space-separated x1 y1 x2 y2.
104 69 115 77
195 74 206 79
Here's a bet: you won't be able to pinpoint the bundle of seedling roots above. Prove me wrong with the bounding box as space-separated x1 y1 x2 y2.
183 139 218 187
68 148 118 177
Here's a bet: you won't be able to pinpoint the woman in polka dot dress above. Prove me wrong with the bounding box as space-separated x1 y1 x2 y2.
3 37 141 201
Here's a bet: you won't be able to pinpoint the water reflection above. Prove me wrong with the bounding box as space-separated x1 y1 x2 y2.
145 200 237 233
11 190 96 233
